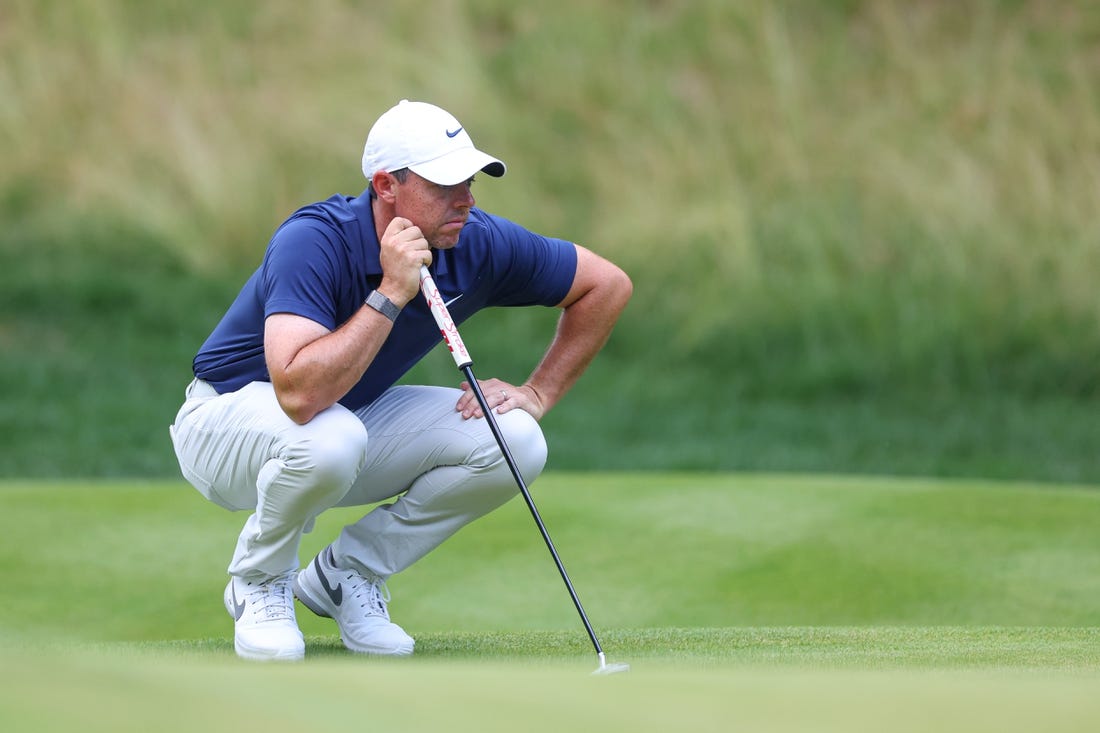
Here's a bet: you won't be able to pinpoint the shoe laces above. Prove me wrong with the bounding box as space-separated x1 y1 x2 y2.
344 572 392 620
247 574 296 622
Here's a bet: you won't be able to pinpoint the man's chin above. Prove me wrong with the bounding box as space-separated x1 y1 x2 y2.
431 235 462 250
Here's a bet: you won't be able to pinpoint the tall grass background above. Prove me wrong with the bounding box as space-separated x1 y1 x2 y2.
2 0 1098 478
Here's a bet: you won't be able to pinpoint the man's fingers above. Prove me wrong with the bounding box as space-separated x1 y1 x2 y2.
378 217 432 300
455 379 514 419
386 216 413 237
383 217 428 256
456 381 482 419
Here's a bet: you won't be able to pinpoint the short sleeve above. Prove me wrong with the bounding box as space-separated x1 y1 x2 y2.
478 213 578 307
260 219 344 331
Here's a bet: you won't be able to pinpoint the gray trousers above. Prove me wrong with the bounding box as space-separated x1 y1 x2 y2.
169 379 547 581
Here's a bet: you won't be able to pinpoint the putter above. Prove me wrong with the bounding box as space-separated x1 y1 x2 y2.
418 265 630 676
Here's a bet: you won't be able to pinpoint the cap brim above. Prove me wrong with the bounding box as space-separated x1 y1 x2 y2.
409 148 506 186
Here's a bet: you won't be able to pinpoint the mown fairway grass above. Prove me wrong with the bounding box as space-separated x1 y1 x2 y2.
4 647 1100 733
2 473 1099 731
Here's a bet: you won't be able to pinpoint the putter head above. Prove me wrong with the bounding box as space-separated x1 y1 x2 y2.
592 652 631 675
592 662 631 676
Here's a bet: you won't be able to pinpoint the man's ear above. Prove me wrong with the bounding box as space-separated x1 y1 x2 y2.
372 171 399 203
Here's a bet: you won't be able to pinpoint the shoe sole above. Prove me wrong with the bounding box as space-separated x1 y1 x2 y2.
234 640 305 662
343 638 415 656
292 573 333 619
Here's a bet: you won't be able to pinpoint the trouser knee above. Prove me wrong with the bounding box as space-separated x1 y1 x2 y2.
477 409 548 494
277 406 369 505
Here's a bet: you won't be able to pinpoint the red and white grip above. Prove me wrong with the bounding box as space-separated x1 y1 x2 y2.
419 265 473 369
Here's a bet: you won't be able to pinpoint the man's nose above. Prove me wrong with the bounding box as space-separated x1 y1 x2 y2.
455 183 475 208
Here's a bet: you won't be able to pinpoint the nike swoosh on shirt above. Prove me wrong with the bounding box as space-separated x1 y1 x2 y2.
316 551 343 606
444 293 464 308
446 127 463 138
231 585 246 620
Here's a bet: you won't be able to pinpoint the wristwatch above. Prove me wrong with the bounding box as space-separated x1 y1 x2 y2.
364 289 401 322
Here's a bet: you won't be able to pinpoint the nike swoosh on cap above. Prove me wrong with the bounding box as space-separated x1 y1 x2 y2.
446 127 463 138
316 549 343 606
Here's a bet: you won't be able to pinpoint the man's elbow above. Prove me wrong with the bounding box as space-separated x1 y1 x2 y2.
282 400 317 426
273 383 319 425
285 407 316 426
617 266 633 303
606 264 633 313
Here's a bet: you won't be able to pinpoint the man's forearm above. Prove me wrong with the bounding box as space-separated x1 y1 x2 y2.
269 306 395 424
524 271 632 413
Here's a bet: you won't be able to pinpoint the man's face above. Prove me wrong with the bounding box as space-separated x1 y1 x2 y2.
393 171 477 250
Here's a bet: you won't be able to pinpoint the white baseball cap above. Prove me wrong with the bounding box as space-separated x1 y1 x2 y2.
362 100 506 186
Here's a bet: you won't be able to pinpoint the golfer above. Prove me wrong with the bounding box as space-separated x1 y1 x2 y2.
169 100 632 661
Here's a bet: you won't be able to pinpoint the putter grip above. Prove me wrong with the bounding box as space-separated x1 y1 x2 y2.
419 265 473 369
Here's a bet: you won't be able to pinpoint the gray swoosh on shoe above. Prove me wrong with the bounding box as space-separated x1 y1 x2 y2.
231 584 246 621
316 550 343 606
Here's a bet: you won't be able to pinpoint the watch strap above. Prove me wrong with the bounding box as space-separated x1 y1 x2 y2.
364 289 401 322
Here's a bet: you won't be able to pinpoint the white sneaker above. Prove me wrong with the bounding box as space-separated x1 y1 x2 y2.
293 546 415 656
224 572 305 661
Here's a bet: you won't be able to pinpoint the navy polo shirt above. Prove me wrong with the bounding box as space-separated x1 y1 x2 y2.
193 189 577 410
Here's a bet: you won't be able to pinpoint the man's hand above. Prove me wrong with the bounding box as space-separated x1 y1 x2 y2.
456 378 547 420
378 216 431 306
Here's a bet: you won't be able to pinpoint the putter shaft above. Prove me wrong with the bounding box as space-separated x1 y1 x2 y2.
417 265 609 661
460 363 605 658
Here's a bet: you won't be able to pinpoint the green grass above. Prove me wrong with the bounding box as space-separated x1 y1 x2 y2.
3 233 1100 481
3 2 1100 479
102 626 1100 671
6 647 1100 733
5 473 1100 641
3 472 1100 731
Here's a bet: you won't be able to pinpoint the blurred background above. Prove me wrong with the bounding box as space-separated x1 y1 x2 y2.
1 0 1097 480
